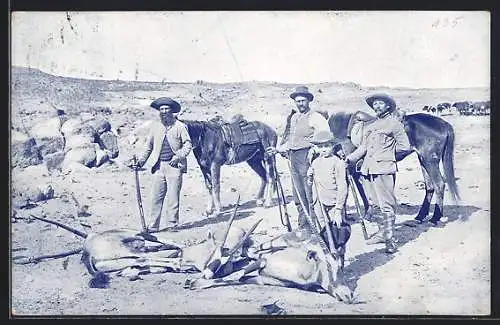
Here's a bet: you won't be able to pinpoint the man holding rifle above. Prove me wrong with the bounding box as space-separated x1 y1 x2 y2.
267 86 330 234
126 97 192 232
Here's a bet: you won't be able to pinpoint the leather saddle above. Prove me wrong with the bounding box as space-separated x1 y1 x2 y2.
347 111 376 147
347 109 407 147
219 118 261 148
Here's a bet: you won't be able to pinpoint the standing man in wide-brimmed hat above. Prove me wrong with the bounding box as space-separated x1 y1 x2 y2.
267 86 330 234
345 93 411 254
127 97 192 232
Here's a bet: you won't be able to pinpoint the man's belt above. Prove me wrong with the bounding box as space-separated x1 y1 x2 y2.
289 146 311 152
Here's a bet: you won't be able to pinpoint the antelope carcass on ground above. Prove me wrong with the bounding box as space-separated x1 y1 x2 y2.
186 230 356 304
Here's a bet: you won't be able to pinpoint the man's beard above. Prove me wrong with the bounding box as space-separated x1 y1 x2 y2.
377 108 391 118
161 114 174 125
297 105 309 113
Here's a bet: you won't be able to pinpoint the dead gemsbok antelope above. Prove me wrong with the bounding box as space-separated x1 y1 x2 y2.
12 196 356 303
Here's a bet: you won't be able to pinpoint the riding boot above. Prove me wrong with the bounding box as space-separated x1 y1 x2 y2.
384 215 397 254
385 239 397 254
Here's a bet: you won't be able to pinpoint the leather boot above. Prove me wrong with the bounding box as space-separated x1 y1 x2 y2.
384 216 397 254
385 239 397 254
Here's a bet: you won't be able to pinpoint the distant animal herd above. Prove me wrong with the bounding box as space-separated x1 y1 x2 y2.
421 100 491 116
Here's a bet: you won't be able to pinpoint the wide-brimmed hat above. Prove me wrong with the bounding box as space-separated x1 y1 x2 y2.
290 85 314 102
310 130 336 145
365 93 396 110
150 97 181 113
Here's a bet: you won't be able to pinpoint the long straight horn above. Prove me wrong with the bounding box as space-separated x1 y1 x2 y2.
227 218 263 256
30 215 88 238
202 194 241 273
219 194 241 249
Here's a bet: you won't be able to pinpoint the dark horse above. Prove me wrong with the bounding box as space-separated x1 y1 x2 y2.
328 111 461 225
182 119 278 216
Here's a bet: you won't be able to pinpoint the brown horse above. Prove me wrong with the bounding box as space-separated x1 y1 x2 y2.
328 111 460 225
182 119 277 216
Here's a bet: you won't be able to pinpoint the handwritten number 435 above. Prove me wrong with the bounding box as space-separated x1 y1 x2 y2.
432 16 463 28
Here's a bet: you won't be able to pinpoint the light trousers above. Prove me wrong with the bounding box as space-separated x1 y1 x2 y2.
362 173 396 241
149 161 183 228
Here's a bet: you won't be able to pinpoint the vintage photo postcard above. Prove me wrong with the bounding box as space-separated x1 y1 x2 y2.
10 11 490 316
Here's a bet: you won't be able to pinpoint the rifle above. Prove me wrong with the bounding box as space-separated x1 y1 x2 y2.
347 173 369 240
131 155 160 242
272 155 292 232
312 179 337 255
132 155 147 232
337 146 369 241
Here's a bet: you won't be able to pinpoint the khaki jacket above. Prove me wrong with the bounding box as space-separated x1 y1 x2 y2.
347 115 411 175
138 119 192 174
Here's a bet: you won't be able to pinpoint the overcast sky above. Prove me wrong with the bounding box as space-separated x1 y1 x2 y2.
11 11 490 88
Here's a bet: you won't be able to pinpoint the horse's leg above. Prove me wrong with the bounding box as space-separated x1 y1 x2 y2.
209 163 223 216
414 158 434 222
200 165 215 217
425 162 446 225
246 155 268 207
262 156 276 208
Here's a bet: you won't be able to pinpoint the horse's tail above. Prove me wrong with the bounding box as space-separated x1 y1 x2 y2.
252 121 278 183
442 125 461 203
266 125 278 183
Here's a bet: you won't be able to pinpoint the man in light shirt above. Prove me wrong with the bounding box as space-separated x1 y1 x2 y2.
127 97 192 232
268 86 330 234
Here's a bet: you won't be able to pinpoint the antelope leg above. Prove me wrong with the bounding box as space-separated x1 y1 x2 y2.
188 258 265 289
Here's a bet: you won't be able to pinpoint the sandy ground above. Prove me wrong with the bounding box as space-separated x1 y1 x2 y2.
10 68 490 316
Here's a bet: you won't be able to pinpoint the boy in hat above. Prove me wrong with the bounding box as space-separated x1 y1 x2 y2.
306 130 348 226
267 86 330 234
307 130 351 269
345 93 411 254
127 97 192 232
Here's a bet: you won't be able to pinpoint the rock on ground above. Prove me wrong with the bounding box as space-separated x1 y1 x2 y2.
30 117 62 140
95 149 109 167
98 131 119 159
64 134 95 152
63 144 97 168
44 151 66 171
11 131 42 168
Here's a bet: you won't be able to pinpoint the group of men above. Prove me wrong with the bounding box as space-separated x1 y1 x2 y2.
127 85 411 255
